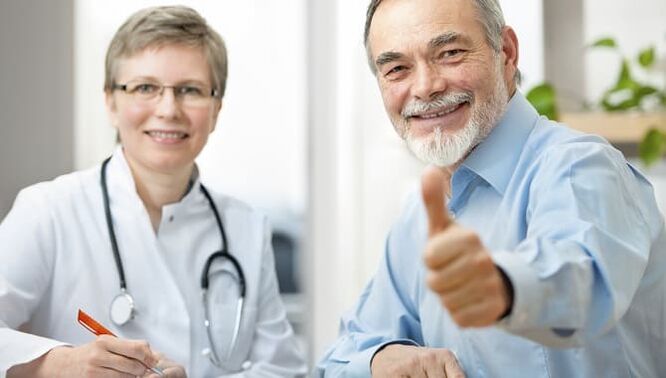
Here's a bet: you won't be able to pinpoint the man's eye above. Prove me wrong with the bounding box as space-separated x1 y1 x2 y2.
440 49 463 59
385 65 406 76
132 83 159 94
177 86 204 96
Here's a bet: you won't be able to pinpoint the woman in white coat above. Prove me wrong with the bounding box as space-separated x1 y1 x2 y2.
0 6 306 377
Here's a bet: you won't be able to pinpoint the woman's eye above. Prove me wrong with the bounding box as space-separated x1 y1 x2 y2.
134 84 159 93
178 86 204 96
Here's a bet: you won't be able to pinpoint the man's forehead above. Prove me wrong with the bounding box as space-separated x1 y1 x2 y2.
368 0 480 52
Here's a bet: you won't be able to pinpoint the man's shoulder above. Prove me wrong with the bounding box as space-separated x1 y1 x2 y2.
522 118 623 170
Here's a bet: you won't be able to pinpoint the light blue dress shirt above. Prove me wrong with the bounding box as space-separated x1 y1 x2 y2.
316 93 666 377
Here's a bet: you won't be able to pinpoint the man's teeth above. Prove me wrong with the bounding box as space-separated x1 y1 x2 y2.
419 103 462 119
147 131 186 139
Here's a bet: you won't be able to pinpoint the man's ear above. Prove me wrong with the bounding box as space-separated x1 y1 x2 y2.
500 26 519 86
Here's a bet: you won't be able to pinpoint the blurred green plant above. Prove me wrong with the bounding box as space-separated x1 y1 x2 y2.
526 83 559 121
590 38 665 112
639 129 666 166
526 36 666 166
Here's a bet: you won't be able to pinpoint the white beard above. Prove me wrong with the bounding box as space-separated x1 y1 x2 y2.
403 61 509 167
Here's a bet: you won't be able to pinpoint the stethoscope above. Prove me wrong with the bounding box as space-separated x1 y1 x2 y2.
100 156 246 367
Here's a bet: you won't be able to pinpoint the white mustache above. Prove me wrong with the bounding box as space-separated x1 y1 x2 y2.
401 91 473 118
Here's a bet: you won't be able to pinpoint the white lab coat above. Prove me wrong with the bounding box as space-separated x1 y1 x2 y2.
0 149 306 377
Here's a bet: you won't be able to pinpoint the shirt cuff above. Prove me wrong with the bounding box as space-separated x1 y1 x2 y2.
492 250 549 331
367 339 420 375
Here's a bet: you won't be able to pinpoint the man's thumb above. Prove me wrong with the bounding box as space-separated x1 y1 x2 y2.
421 165 452 236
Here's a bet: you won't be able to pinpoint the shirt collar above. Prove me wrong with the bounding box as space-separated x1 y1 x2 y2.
458 91 539 195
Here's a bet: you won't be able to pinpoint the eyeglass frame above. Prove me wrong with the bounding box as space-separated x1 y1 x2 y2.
111 80 221 106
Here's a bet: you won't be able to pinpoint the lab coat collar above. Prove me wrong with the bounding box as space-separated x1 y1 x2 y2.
107 147 206 212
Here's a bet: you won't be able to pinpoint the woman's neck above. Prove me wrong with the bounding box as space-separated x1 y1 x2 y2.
124 155 193 232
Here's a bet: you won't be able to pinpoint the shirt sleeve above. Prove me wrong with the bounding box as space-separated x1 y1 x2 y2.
493 142 661 347
222 216 307 377
315 201 425 377
0 186 68 374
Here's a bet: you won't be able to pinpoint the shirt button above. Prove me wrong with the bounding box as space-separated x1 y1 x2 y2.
169 215 174 222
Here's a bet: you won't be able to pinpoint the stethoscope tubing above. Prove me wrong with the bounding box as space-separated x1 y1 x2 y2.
100 156 246 366
101 158 128 290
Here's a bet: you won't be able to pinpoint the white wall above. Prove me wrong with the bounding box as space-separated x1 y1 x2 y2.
74 0 306 213
584 0 666 103
503 0 545 90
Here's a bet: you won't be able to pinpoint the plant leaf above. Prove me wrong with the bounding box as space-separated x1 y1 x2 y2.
601 93 639 111
635 85 660 106
636 85 658 97
615 59 635 88
589 37 617 49
637 46 655 68
639 129 666 166
601 86 640 111
599 60 644 111
526 83 559 120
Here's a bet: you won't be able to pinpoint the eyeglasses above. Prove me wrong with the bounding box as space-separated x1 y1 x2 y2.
112 80 219 107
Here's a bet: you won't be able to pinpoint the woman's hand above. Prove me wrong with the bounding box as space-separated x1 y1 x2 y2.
8 335 161 378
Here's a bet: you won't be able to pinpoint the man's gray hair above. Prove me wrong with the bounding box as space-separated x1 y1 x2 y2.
363 0 520 83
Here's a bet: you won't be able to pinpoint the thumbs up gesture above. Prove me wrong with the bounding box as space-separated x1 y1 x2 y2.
421 166 512 327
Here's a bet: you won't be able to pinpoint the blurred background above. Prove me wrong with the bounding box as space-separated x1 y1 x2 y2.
1 0 664 369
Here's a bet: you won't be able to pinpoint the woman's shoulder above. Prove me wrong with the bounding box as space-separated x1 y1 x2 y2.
202 186 267 227
4 166 101 236
18 165 100 204
19 167 99 200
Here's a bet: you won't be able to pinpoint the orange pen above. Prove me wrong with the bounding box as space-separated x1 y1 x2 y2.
77 309 164 376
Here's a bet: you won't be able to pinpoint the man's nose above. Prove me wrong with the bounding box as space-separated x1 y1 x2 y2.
411 63 447 101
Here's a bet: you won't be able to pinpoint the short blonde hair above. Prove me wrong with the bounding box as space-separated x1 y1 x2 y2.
104 5 228 97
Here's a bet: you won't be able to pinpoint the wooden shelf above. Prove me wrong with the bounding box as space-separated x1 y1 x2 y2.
560 112 666 144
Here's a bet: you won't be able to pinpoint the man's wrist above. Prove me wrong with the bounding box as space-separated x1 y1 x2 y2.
370 341 419 374
497 266 514 319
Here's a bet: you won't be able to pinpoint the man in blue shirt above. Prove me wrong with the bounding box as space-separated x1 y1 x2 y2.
316 0 666 376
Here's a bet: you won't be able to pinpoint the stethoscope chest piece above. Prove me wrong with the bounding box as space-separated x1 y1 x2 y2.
110 289 135 326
